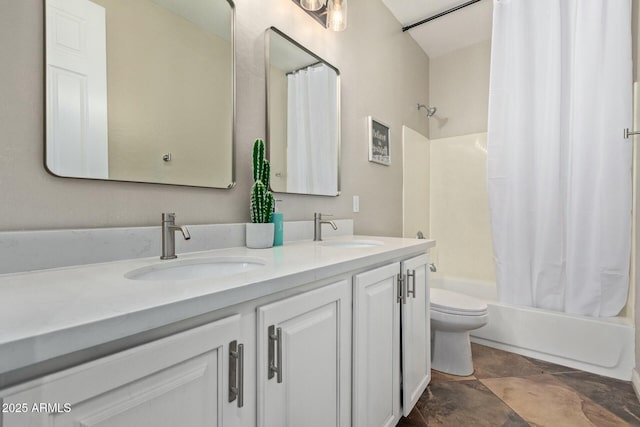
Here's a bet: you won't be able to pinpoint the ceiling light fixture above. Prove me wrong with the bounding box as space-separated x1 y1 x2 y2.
300 0 324 11
326 0 347 31
292 0 348 31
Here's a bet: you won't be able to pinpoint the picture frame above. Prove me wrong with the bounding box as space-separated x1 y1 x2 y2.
368 116 391 166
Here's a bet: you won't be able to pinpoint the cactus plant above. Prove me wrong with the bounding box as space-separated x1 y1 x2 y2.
250 138 274 223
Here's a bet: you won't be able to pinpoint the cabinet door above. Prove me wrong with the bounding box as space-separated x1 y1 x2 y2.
1 315 249 427
257 279 351 427
353 262 401 427
401 253 431 416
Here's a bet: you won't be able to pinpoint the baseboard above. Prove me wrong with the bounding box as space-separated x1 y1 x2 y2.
632 369 640 403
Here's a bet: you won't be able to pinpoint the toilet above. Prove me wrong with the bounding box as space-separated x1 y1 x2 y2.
430 288 489 376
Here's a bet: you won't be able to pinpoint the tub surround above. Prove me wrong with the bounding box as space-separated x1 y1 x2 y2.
0 230 434 388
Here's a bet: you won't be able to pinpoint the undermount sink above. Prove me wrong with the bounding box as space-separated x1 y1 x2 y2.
125 257 266 281
321 239 384 249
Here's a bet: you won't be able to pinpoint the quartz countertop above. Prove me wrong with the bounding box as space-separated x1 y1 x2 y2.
0 235 434 377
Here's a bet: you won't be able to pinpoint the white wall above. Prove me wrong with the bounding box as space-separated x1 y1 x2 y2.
402 126 429 239
430 133 494 281
0 0 430 235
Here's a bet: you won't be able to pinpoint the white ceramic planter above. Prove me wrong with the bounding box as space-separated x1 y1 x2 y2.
246 223 275 249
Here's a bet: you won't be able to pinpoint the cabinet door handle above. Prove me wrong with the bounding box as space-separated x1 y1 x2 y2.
397 274 404 304
407 269 416 299
238 343 244 407
403 273 408 304
268 325 283 383
229 341 244 408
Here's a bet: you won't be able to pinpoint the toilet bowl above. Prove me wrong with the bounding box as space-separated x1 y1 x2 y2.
430 288 489 376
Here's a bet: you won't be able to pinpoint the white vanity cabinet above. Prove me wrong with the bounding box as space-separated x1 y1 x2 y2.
256 279 352 427
400 254 431 415
352 254 431 427
0 314 253 427
353 262 402 427
0 236 434 427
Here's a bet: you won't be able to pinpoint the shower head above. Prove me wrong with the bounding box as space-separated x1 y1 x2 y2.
417 103 437 117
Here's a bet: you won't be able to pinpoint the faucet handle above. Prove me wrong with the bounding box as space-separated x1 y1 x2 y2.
162 212 176 222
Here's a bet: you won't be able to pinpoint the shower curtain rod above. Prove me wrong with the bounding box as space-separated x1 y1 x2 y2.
402 0 483 32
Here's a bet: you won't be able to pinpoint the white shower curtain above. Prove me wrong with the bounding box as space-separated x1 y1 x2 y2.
487 0 633 316
287 64 338 195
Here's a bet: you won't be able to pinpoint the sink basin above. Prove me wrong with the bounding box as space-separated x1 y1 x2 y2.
125 257 266 281
321 239 384 249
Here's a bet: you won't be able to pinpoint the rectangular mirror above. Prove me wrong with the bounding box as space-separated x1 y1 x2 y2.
266 27 340 196
44 0 235 188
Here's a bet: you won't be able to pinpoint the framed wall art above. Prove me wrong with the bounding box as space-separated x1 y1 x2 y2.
368 116 390 166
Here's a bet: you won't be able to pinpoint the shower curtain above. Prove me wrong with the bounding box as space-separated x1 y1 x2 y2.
487 0 632 316
287 64 338 195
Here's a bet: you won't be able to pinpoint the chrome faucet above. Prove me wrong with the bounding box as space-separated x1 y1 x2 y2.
161 213 191 260
313 212 338 241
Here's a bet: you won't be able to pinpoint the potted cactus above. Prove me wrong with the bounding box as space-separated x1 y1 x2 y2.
246 138 275 248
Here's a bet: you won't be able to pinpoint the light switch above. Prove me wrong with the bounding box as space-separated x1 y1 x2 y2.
353 195 360 213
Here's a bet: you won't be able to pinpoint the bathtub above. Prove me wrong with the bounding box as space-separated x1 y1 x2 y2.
431 276 635 381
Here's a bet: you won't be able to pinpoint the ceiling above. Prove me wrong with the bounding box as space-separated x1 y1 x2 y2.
382 0 493 59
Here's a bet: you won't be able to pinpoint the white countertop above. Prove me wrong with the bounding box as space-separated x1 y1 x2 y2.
0 235 434 376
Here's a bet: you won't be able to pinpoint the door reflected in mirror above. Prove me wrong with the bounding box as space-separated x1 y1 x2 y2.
44 0 235 188
266 27 340 196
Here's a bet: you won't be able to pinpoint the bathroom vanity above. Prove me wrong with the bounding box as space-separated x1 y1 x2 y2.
0 234 434 427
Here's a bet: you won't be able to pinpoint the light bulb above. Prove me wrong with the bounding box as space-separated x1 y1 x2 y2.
300 0 324 11
326 0 347 31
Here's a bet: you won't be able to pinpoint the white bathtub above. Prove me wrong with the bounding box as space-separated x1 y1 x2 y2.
431 276 635 380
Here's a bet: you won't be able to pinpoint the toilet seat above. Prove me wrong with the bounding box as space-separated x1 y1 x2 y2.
430 288 488 316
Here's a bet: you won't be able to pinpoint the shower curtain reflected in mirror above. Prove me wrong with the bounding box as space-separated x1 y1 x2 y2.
286 64 339 195
487 0 632 316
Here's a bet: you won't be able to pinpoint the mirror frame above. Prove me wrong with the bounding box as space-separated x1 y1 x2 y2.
43 0 237 189
265 26 341 196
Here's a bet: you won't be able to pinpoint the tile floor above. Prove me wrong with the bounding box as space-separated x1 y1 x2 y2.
398 343 640 427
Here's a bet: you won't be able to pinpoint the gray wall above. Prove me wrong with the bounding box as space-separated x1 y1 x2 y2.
428 39 491 139
0 0 430 236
